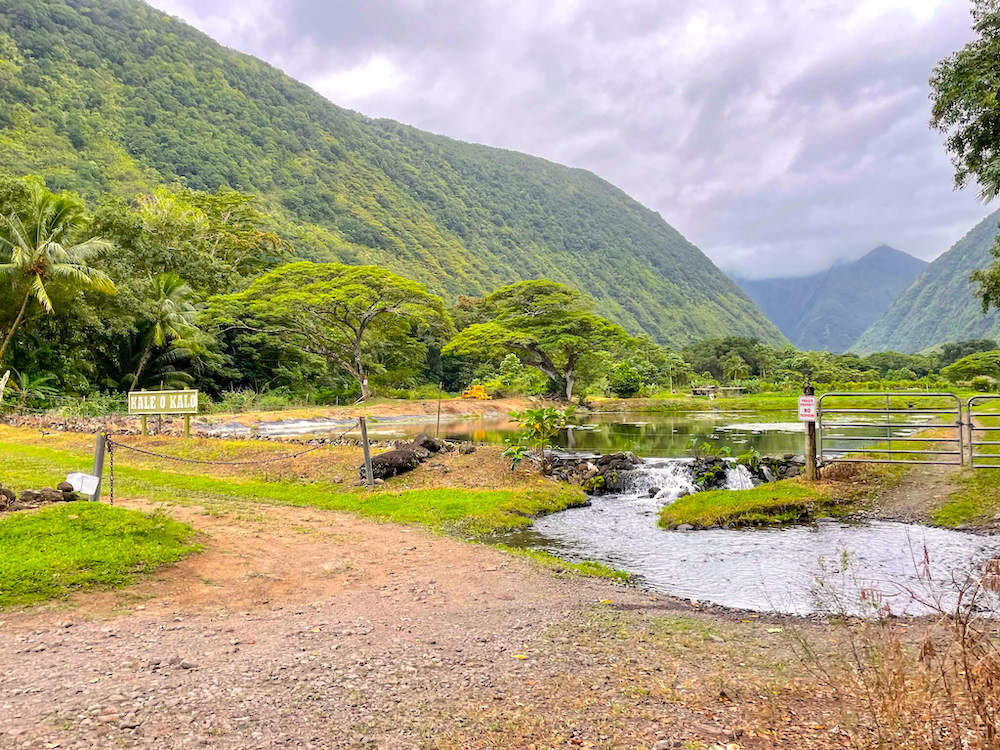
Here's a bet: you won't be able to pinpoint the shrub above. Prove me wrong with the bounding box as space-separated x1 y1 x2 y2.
972 375 997 393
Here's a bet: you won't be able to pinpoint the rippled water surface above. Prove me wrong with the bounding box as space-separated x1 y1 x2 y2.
500 461 1000 615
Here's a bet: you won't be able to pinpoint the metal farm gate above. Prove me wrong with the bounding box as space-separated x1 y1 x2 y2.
817 392 965 466
966 395 1000 468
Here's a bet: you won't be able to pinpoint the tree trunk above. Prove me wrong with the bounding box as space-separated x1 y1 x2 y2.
0 292 31 366
130 342 154 391
564 370 575 401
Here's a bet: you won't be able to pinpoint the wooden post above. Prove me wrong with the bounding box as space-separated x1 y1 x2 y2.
91 432 106 502
436 382 443 439
140 415 147 436
359 416 374 487
184 415 191 438
804 384 817 481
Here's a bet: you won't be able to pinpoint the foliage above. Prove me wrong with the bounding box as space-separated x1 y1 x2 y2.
972 374 997 392
0 181 116 364
206 262 450 399
942 350 1000 381
607 361 642 398
505 405 577 467
0 0 785 348
0 502 196 607
685 439 732 460
444 280 630 399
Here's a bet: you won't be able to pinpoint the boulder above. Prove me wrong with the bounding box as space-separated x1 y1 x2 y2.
0 486 14 502
458 442 476 455
362 448 423 480
17 488 64 506
410 433 447 453
57 481 74 493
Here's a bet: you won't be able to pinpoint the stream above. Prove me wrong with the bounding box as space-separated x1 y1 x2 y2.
499 459 1000 616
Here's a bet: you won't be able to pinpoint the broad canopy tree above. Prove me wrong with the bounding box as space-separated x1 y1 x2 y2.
443 280 631 400
207 262 450 400
931 1 1000 311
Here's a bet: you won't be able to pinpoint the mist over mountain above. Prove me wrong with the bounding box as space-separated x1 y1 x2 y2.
853 211 1000 354
734 246 926 352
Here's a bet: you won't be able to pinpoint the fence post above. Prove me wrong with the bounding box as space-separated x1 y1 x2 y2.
91 432 106 502
359 416 374 487
804 385 817 481
436 382 443 439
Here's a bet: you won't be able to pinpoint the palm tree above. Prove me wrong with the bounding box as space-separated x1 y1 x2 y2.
0 185 116 364
130 272 200 390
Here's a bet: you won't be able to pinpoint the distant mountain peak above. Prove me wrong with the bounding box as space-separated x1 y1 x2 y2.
852 209 1000 354
734 246 927 352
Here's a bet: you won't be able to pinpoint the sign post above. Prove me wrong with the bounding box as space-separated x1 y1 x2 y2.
128 389 199 437
799 386 818 480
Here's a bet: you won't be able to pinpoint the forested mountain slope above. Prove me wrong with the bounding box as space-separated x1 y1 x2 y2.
0 0 784 346
852 210 1000 354
735 246 926 352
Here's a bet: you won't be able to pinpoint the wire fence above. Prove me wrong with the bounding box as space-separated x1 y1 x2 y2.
103 420 362 505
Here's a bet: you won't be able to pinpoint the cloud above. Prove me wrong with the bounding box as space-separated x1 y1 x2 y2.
146 0 990 279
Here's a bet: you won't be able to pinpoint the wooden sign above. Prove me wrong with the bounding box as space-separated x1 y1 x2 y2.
128 389 199 415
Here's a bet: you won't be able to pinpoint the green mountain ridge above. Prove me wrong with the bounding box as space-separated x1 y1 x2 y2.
733 245 926 352
0 0 785 347
852 209 1000 354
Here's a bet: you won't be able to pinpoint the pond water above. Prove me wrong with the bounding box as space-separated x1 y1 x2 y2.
237 410 809 457
498 460 1000 615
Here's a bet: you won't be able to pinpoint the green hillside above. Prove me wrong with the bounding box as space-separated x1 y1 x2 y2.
736 246 926 352
852 210 1000 354
0 0 784 347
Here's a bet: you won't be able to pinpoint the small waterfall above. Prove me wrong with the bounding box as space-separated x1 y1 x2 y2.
725 463 755 490
618 460 696 501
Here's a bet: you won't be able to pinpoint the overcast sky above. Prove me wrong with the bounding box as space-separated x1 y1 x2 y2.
147 0 991 279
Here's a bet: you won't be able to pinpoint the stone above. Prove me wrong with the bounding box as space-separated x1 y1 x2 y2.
363 448 423 480
458 442 476 455
674 524 694 531
761 466 777 483
648 487 660 498
410 433 446 453
332 475 344 484
17 488 64 505
57 481 74 493
0 486 14 502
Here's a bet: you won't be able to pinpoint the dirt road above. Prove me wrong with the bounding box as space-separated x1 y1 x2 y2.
0 501 843 749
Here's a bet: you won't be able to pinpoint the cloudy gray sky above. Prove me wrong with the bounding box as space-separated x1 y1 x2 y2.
148 0 991 279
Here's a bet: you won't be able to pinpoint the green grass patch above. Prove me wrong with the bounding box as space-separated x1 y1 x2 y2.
0 502 197 608
658 480 837 529
491 544 630 582
0 441 586 537
934 470 1000 528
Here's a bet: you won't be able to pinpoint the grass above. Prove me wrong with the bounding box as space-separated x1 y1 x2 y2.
0 502 197 608
491 544 630 582
934 470 1000 527
0 439 587 536
659 479 837 529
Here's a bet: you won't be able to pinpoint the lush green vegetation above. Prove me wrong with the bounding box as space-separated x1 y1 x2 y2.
0 501 197 607
0 434 587 537
0 0 785 350
853 209 1000 354
735 246 927 353
658 480 837 529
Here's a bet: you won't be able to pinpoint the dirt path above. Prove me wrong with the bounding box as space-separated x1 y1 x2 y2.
0 501 844 749
869 465 961 523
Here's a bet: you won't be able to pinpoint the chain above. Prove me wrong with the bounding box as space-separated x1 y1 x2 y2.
104 420 361 467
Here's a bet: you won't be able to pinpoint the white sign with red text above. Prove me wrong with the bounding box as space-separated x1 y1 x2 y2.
798 395 817 422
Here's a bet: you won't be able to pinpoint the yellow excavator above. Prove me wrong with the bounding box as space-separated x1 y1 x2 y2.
461 384 492 400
